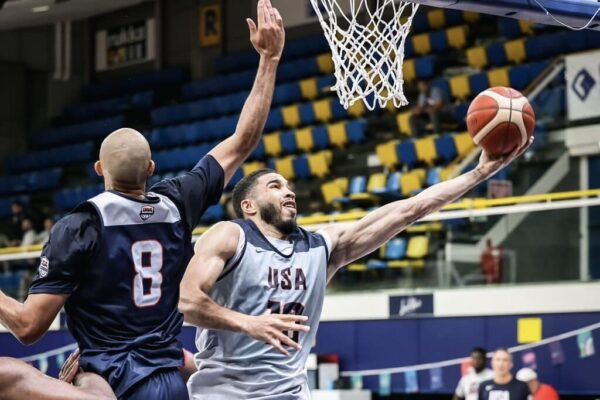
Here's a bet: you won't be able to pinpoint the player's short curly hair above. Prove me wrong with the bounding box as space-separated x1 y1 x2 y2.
231 168 277 218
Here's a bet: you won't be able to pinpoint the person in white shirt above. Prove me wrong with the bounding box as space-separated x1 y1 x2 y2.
454 347 494 400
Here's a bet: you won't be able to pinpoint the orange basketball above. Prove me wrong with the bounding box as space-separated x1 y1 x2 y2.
466 87 535 156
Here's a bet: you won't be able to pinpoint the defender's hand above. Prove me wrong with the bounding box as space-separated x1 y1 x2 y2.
247 0 285 60
59 348 82 384
242 313 310 356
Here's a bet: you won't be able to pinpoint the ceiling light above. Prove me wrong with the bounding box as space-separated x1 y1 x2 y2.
31 5 50 13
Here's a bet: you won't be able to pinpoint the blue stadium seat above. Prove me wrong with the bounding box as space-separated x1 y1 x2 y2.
265 110 284 132
227 169 244 190
292 156 311 180
251 141 265 159
32 116 124 148
299 103 316 126
435 135 458 161
486 42 508 67
398 140 417 168
415 56 436 79
386 172 401 194
280 130 297 154
524 35 551 60
509 64 531 90
200 203 225 224
346 120 366 144
330 100 347 121
469 72 490 95
498 18 521 38
564 30 587 53
82 69 184 101
312 126 330 150
454 103 469 127
273 82 302 106
426 168 441 186
386 238 407 259
431 79 451 102
430 31 448 52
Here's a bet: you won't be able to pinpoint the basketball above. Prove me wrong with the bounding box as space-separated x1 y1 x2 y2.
466 87 535 156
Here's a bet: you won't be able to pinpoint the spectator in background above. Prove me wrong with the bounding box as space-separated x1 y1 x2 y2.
7 201 25 246
479 348 530 400
20 218 37 247
409 79 455 137
516 368 559 400
35 217 54 245
454 347 494 400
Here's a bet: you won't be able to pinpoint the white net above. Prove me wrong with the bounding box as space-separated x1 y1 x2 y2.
310 0 419 110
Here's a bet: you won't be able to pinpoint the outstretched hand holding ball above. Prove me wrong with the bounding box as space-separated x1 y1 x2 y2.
467 87 535 175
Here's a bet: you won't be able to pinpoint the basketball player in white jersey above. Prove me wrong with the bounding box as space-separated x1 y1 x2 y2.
179 139 533 399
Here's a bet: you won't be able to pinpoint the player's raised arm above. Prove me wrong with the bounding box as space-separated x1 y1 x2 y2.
179 221 309 356
208 0 285 184
322 139 533 280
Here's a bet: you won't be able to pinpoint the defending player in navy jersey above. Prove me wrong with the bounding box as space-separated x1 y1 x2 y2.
0 1 285 398
179 139 534 398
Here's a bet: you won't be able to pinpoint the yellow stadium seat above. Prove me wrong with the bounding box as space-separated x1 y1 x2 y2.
317 53 335 74
327 122 348 148
308 153 330 178
376 140 400 169
275 156 295 180
463 11 480 23
447 26 468 49
488 67 510 88
347 101 366 118
505 39 526 64
282 105 301 128
412 33 431 55
321 150 333 164
388 259 426 269
321 179 346 204
427 9 446 30
379 244 387 259
467 46 488 70
400 171 422 196
242 161 264 176
453 132 474 157
406 236 429 258
518 20 534 35
367 172 387 193
440 165 455 181
295 128 314 152
415 137 437 165
412 168 426 183
347 263 367 272
396 111 412 136
403 59 417 82
263 132 282 157
449 74 471 100
313 99 333 123
299 78 318 100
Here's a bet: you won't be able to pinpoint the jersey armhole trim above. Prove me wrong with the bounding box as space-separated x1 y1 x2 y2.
316 229 332 265
217 224 246 282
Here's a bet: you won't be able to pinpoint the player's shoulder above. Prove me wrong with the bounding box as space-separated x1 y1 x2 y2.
57 202 100 231
195 221 241 252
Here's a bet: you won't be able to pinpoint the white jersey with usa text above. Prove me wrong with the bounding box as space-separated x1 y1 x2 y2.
188 219 331 400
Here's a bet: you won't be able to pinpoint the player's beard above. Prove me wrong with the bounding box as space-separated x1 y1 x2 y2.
259 202 297 235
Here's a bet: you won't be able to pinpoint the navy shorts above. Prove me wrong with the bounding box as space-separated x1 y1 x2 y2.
122 368 189 400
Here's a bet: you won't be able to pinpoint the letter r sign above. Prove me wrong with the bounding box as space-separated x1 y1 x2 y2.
199 4 221 47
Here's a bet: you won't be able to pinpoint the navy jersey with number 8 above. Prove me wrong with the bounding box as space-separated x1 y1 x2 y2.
29 156 224 399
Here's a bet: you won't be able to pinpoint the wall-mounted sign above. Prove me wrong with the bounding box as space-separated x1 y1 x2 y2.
389 294 434 318
199 4 222 47
95 18 156 71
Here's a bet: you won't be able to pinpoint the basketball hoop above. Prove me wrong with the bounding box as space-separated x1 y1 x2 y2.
310 0 419 110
